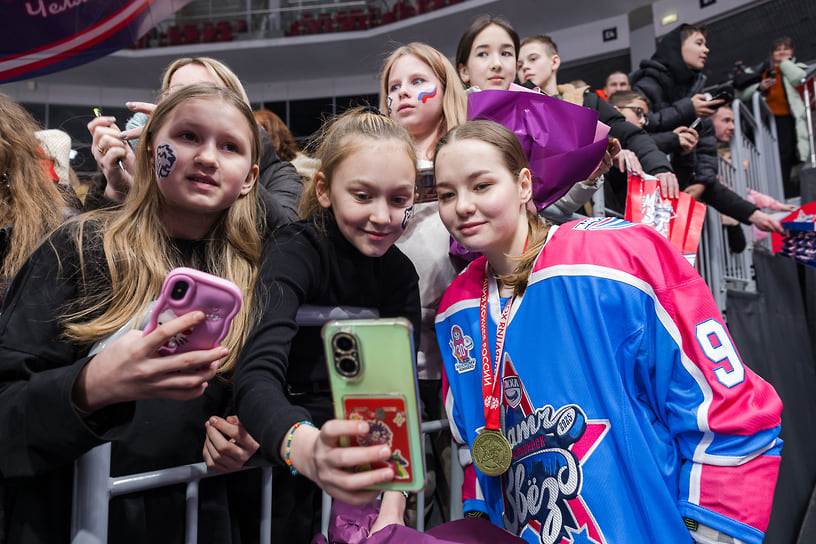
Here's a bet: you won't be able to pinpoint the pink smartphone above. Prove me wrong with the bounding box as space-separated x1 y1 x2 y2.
142 267 242 356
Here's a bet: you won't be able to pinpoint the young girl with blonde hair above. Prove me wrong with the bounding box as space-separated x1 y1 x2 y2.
88 57 301 227
234 107 421 541
0 93 80 298
0 84 264 543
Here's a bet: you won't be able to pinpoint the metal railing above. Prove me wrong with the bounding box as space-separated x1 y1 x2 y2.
70 306 461 543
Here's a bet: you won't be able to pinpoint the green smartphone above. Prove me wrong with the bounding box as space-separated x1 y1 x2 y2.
321 317 425 492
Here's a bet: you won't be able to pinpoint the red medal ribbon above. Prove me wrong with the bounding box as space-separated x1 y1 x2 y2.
478 271 514 432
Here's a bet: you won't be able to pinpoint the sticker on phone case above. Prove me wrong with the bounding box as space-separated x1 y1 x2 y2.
345 397 412 480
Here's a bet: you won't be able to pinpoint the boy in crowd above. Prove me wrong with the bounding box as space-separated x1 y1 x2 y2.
630 23 783 233
517 35 680 199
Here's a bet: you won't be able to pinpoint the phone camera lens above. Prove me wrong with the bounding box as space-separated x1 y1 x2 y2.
170 280 189 300
336 356 360 378
334 333 355 353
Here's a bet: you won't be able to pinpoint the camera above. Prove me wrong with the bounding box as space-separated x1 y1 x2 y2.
170 280 189 300
331 331 361 379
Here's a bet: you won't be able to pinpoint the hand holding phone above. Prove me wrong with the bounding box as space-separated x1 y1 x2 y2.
143 267 242 356
322 318 425 492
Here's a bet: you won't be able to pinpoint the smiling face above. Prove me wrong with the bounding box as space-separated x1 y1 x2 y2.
681 31 709 71
517 41 559 90
387 54 445 139
153 97 257 238
316 139 416 258
435 138 531 263
459 24 517 91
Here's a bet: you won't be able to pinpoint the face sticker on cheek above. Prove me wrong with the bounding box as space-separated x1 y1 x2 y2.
417 85 438 104
155 143 177 179
387 96 393 115
402 206 413 230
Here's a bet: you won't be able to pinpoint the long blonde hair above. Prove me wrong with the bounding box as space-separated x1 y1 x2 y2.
62 85 264 375
298 107 416 224
379 43 467 159
0 93 76 293
434 120 550 296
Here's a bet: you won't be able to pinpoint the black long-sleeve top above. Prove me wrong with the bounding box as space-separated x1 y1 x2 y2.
0 223 239 543
234 216 421 467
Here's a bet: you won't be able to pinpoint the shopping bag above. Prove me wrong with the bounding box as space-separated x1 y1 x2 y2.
625 171 707 265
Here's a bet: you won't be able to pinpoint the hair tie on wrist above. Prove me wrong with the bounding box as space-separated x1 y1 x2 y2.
284 420 316 475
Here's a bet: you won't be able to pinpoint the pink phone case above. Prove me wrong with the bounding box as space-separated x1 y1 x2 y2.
142 267 242 356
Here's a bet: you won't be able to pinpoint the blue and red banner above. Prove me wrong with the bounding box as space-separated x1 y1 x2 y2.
0 0 192 83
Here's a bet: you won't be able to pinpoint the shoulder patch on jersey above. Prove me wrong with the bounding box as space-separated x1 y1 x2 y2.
449 325 477 373
572 217 633 231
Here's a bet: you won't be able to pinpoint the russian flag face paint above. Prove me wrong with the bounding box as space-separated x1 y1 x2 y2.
418 86 437 104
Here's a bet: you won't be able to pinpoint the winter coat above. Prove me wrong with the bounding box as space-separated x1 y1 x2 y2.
738 57 811 162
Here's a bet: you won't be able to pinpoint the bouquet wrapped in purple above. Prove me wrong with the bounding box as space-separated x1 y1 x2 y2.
312 498 526 544
467 88 610 210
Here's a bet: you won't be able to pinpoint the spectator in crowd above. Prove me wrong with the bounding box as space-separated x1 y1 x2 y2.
233 108 421 542
253 108 319 182
455 17 617 219
433 119 782 544
516 34 680 208
0 93 80 300
595 70 630 101
0 84 264 544
736 36 810 199
87 57 302 228
379 42 467 523
631 23 784 233
713 104 795 246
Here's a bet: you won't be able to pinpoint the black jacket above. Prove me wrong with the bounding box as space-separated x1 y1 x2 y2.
631 26 758 223
0 223 244 543
234 216 421 466
630 26 708 132
582 91 672 175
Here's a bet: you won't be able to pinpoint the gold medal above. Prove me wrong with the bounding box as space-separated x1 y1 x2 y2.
471 429 512 476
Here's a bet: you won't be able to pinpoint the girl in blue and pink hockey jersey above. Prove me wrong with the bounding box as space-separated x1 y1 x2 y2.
433 120 782 544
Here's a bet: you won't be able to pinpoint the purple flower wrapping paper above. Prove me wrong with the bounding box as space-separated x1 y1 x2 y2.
467 89 610 210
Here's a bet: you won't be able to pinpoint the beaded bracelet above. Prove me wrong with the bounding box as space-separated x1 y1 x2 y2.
284 420 316 475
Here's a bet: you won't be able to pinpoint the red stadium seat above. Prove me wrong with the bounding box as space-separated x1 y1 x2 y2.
168 25 182 46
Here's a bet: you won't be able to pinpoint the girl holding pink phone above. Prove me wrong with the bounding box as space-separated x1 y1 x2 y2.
0 84 263 543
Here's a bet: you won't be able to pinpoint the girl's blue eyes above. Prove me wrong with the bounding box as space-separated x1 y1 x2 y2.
389 78 426 92
177 132 238 152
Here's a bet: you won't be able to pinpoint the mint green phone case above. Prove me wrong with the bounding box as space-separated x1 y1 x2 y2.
321 317 425 492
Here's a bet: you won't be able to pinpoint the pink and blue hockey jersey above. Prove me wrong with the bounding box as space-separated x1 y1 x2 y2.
435 217 782 544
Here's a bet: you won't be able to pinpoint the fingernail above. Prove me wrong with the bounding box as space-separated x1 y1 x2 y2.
358 422 370 434
118 132 128 140
210 417 218 424
220 348 229 357
126 101 135 107
379 447 390 460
